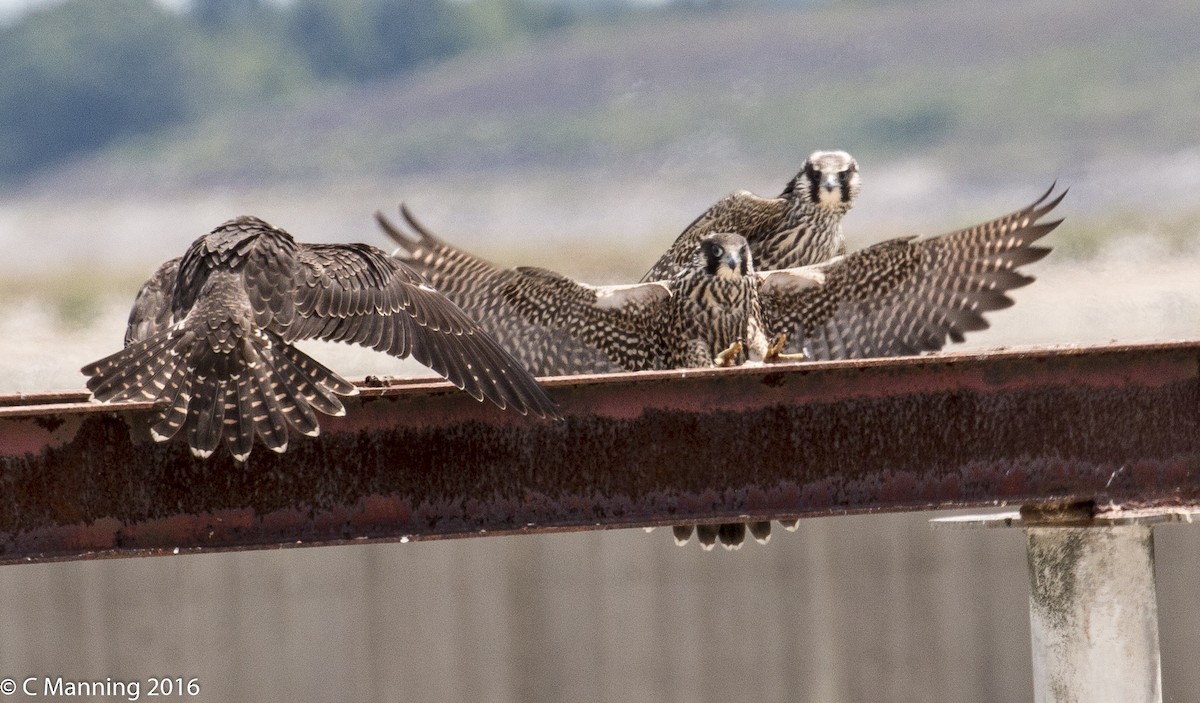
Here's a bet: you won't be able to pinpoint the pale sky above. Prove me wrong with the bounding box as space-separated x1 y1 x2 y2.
0 0 665 24
0 0 58 22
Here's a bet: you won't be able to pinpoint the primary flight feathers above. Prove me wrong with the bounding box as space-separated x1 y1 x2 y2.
82 215 559 462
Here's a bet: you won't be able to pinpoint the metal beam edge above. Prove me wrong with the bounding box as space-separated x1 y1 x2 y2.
1 341 1198 565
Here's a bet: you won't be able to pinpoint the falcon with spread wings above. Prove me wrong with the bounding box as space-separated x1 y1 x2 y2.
382 186 1063 372
82 216 559 461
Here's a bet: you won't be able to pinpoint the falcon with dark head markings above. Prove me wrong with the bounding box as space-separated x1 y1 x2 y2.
498 232 768 372
642 149 861 282
381 185 1060 371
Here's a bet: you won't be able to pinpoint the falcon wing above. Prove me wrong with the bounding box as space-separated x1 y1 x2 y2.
378 204 511 314
504 267 672 372
287 242 559 418
760 185 1064 359
641 190 786 282
124 257 181 345
378 205 660 376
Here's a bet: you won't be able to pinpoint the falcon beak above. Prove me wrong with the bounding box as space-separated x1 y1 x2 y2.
816 173 845 207
718 251 742 279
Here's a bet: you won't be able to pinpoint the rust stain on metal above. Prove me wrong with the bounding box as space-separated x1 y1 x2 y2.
0 342 1198 565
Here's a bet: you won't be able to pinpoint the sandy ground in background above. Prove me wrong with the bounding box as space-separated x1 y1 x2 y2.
2 244 1196 394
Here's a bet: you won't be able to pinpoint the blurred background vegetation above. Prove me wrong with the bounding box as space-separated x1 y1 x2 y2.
1 0 1197 188
0 0 619 178
1 0 1198 283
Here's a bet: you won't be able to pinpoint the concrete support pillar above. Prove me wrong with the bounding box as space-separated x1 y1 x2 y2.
931 507 1194 703
1025 525 1161 703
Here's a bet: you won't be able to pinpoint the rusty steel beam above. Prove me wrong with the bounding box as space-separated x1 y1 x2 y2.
1 341 1198 565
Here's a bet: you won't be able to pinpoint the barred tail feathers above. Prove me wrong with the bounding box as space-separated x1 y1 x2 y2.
82 324 356 461
176 329 355 460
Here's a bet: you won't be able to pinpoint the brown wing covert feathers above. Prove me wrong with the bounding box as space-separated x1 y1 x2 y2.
123 257 180 346
380 207 765 375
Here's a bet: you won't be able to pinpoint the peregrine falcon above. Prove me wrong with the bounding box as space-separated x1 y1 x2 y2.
81 216 560 462
498 232 769 371
380 186 1064 547
641 150 860 282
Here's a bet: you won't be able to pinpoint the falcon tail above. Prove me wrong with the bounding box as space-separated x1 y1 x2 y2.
82 324 357 462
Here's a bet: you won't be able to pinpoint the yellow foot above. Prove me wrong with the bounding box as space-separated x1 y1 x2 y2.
764 334 808 363
714 339 744 367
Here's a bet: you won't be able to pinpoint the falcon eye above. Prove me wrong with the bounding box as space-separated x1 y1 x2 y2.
710 244 723 258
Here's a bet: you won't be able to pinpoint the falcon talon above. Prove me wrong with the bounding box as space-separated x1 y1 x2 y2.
714 340 745 367
764 333 809 363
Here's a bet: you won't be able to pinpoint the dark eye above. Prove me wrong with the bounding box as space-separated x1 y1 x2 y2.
710 244 723 258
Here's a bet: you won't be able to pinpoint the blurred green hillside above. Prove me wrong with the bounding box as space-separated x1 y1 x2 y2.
6 0 1199 196
0 0 618 179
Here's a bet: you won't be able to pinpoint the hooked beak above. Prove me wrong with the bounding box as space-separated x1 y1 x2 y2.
821 173 840 192
718 251 743 278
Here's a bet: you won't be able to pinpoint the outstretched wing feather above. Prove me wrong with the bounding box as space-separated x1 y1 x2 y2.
379 206 642 376
289 243 558 417
124 258 182 345
762 186 1064 359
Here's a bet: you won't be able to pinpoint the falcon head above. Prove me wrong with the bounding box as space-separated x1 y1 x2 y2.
697 233 753 280
783 150 861 211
